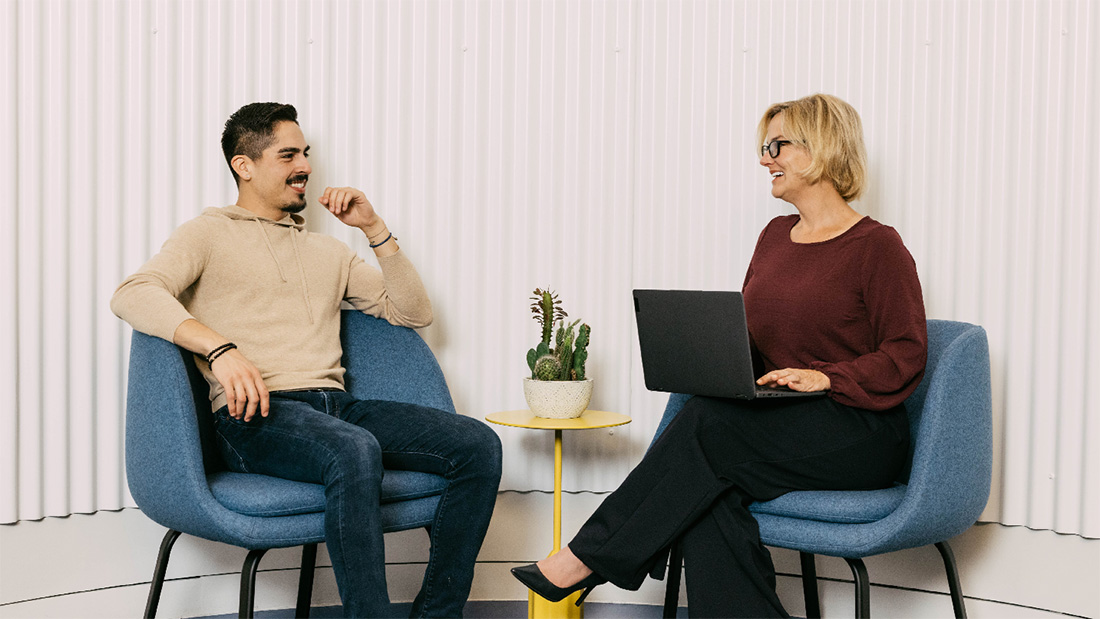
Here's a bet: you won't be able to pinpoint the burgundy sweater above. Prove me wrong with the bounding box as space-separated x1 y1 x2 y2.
742 215 927 411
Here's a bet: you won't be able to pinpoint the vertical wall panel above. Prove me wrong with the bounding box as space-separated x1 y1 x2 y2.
39 0 67 516
1 0 20 524
67 0 96 515
1079 0 1100 538
2 0 1096 538
16 0 45 523
93 0 125 513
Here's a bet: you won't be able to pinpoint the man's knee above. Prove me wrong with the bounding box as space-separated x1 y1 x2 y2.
454 417 503 478
324 429 383 484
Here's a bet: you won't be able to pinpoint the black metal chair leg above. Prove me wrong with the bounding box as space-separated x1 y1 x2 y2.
295 544 318 618
144 529 183 619
799 552 821 619
843 557 870 619
935 541 967 618
663 541 683 619
239 548 268 619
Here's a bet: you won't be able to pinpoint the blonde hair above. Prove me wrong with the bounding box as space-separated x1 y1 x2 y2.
757 94 867 202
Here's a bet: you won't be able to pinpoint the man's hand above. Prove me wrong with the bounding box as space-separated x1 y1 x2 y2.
171 319 270 422
211 348 270 421
756 368 831 392
319 186 380 232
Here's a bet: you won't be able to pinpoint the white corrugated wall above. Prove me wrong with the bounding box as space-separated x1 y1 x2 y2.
2 0 1096 539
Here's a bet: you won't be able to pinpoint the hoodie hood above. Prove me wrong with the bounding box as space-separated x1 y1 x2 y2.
204 204 307 229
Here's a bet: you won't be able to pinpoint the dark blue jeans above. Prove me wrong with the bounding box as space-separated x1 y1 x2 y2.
212 390 502 618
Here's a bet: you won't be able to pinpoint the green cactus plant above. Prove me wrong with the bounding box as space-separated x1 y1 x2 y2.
557 327 575 380
533 355 563 381
526 341 551 373
525 288 591 381
573 323 591 380
530 288 566 347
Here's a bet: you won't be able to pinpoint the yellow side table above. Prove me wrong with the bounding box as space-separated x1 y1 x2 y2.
486 410 632 619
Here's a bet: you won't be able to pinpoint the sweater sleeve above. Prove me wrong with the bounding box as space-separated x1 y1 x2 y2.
344 249 433 328
810 228 928 410
110 219 211 342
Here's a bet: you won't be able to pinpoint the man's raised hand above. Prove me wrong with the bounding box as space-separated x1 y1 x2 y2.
319 186 379 232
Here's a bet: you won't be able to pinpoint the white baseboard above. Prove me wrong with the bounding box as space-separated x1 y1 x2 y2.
2 493 1097 618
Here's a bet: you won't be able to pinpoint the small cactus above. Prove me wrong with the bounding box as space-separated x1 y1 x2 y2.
574 323 590 350
525 289 592 382
558 329 575 380
531 288 566 347
527 341 551 375
572 349 587 380
573 324 591 380
534 355 563 381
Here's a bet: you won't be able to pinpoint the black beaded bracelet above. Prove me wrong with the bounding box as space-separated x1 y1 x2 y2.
206 342 237 365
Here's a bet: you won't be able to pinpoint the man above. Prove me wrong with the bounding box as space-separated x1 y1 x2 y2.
112 102 502 618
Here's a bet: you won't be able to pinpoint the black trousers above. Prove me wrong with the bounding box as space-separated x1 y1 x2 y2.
569 395 909 618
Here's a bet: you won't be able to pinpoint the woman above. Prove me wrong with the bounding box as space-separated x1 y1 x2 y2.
511 94 927 617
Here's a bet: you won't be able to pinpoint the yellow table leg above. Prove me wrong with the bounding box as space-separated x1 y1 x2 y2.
554 429 562 552
528 430 583 619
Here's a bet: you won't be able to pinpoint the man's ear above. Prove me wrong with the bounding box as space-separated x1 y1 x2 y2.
231 155 252 181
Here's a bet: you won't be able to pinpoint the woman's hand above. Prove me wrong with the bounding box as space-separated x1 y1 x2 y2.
757 368 831 392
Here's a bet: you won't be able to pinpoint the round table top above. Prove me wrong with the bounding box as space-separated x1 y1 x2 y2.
485 410 632 431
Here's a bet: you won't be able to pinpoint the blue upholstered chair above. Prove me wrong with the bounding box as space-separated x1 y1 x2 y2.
656 320 992 618
126 310 455 618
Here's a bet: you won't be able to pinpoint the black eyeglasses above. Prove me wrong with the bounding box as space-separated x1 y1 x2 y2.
760 139 793 158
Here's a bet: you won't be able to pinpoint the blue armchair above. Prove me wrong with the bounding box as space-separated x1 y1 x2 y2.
126 310 455 618
656 320 993 618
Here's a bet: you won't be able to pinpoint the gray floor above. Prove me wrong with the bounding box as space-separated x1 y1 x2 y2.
202 600 688 618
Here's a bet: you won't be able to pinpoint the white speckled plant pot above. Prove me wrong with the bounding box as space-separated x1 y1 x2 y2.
522 378 594 419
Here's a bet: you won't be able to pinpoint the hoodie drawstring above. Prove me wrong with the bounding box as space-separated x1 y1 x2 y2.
291 230 315 324
254 219 315 325
255 220 289 283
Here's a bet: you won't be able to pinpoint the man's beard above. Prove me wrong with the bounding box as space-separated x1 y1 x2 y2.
281 174 309 213
281 197 307 214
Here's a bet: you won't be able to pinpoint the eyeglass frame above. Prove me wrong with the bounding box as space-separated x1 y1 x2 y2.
760 139 794 159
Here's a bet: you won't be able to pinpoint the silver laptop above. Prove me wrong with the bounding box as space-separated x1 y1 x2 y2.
633 289 826 400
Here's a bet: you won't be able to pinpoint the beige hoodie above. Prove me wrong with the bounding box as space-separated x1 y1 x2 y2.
111 205 432 411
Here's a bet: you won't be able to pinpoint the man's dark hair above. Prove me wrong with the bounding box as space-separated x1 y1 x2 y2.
221 102 299 185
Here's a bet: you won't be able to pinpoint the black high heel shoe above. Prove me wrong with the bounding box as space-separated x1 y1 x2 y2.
510 563 606 605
